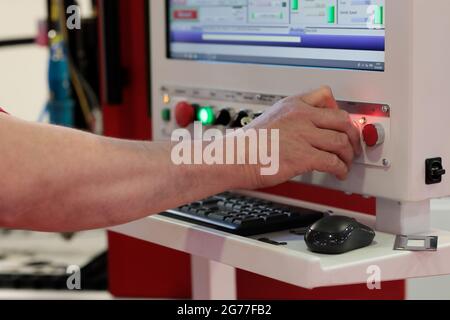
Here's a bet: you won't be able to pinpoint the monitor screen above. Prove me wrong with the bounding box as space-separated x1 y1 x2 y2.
167 0 385 71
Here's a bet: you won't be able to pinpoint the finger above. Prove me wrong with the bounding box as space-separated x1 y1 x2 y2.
300 86 339 109
309 108 362 156
303 128 355 167
312 149 349 180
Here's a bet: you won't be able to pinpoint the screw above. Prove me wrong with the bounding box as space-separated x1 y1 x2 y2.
382 159 390 167
382 105 390 114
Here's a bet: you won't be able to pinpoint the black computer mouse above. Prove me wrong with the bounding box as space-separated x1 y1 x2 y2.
305 215 375 254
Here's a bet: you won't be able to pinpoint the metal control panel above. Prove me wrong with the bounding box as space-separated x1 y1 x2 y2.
155 86 391 168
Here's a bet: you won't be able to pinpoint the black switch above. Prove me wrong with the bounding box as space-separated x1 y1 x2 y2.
426 158 446 185
215 109 232 126
231 111 249 128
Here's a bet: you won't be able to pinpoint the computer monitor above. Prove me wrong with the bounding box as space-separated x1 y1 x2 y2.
150 0 450 234
168 0 385 72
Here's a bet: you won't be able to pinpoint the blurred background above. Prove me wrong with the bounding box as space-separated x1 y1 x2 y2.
0 0 109 299
1 0 450 300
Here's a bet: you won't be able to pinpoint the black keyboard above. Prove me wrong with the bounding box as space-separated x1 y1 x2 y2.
161 192 325 236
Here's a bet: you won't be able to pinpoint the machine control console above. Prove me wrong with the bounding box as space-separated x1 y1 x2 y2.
156 86 391 168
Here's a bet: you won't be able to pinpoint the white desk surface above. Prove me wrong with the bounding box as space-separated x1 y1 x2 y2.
110 193 450 289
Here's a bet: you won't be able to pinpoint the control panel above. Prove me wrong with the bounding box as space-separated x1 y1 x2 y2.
155 86 391 168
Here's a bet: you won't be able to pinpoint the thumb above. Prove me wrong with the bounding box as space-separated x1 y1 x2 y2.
300 86 339 109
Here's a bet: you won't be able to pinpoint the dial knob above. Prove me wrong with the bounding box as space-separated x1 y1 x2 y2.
175 102 195 128
215 109 233 126
362 123 385 147
231 111 250 128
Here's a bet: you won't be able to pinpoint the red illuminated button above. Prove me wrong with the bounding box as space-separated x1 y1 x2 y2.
175 102 195 128
362 123 385 147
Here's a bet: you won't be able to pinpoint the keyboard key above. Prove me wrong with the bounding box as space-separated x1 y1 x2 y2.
208 212 229 221
265 213 289 223
201 198 221 206
233 217 265 227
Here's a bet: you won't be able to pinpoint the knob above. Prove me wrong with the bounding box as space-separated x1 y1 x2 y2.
215 109 233 126
362 123 385 147
175 102 195 128
231 111 250 128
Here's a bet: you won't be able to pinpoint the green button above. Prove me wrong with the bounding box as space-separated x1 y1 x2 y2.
161 108 171 122
197 106 215 126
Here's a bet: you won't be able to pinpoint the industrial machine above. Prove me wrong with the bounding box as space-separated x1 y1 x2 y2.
151 0 450 236
108 0 450 299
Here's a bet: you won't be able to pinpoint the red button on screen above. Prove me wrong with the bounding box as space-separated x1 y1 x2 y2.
173 10 198 20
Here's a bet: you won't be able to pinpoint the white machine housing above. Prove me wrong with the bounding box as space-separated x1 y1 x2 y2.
150 0 450 233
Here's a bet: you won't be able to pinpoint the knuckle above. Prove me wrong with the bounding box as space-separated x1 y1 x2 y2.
326 154 341 169
338 109 350 120
338 110 353 129
283 94 302 105
334 133 349 147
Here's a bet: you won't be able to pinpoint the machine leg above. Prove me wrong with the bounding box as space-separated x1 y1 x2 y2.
191 255 237 300
376 198 431 235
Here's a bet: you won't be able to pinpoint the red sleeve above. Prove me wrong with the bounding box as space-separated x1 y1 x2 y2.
0 107 7 114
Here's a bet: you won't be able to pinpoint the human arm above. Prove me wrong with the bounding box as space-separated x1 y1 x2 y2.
0 87 360 232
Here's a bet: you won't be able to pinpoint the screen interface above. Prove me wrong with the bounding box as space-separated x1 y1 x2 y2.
168 0 385 71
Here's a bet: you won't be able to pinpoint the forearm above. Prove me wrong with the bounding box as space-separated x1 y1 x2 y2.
0 116 249 232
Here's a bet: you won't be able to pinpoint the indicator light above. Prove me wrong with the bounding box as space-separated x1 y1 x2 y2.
198 106 215 126
327 6 336 24
163 94 171 104
359 117 367 125
161 108 171 122
374 6 384 25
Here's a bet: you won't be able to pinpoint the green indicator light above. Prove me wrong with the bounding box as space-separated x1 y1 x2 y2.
198 107 215 126
374 6 384 25
292 0 299 11
161 108 171 122
327 6 336 24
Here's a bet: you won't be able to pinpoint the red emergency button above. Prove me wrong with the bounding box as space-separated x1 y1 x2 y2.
175 101 195 128
362 123 385 147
